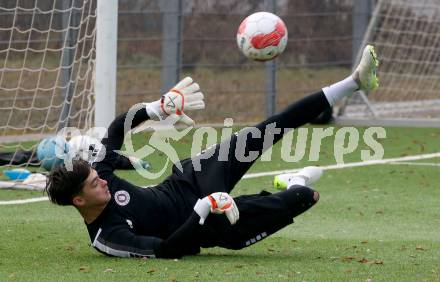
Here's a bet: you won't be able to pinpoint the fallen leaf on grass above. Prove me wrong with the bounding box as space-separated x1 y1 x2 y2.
341 256 356 262
103 268 114 273
256 271 264 276
416 246 426 251
79 266 90 273
357 258 384 265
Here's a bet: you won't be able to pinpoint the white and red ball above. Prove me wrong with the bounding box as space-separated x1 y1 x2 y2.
236 12 288 61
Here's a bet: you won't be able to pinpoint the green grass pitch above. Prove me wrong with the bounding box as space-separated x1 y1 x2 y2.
1 126 440 281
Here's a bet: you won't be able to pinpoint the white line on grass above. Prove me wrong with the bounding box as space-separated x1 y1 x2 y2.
388 161 440 167
2 152 440 205
242 152 440 179
0 196 48 205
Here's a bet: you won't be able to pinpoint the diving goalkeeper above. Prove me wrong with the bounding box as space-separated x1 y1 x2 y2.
45 45 379 259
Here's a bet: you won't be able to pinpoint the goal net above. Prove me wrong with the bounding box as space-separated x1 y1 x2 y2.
0 0 96 172
338 0 440 125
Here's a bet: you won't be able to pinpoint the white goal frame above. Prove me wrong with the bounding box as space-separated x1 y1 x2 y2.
94 0 116 129
336 0 440 128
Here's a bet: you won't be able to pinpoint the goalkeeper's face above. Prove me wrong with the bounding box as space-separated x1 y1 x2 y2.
73 169 111 208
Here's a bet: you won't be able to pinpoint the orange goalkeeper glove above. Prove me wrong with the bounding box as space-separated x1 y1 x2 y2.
145 77 205 126
193 192 240 225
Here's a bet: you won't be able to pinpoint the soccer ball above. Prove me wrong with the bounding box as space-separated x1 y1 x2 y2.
37 136 70 171
236 12 288 61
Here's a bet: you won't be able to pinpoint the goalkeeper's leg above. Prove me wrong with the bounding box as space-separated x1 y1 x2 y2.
187 45 379 195
199 185 319 250
186 90 329 196
223 90 329 190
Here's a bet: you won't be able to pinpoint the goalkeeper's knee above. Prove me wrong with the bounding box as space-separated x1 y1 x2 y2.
277 185 319 217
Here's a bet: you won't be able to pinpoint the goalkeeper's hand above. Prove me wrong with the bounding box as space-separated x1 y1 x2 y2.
145 77 205 126
193 192 239 225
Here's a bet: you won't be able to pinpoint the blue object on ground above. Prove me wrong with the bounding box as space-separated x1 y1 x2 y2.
4 169 31 180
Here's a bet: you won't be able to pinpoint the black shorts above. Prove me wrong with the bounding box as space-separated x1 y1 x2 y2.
199 186 318 250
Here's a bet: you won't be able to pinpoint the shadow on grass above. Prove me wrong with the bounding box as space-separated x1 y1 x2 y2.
63 247 322 265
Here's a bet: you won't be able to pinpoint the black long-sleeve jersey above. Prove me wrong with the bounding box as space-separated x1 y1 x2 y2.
84 91 328 259
86 108 202 258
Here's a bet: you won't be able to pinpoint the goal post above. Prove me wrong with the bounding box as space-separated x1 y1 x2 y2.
336 0 440 127
94 0 116 129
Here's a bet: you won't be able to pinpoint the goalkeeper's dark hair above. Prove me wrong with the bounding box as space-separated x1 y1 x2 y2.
45 159 91 206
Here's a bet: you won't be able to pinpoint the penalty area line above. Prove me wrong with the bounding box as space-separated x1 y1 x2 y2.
2 152 440 205
243 152 440 179
0 196 48 206
387 161 440 167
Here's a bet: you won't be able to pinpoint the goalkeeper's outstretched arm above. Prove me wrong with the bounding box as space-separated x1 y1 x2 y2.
95 77 205 177
95 108 151 177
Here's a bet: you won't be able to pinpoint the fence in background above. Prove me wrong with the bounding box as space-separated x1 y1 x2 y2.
116 0 371 123
0 0 372 129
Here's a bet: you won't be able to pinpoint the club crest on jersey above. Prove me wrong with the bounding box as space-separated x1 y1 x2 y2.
115 190 130 206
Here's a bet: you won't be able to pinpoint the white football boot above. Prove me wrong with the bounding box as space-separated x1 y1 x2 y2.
274 166 324 190
352 44 379 92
